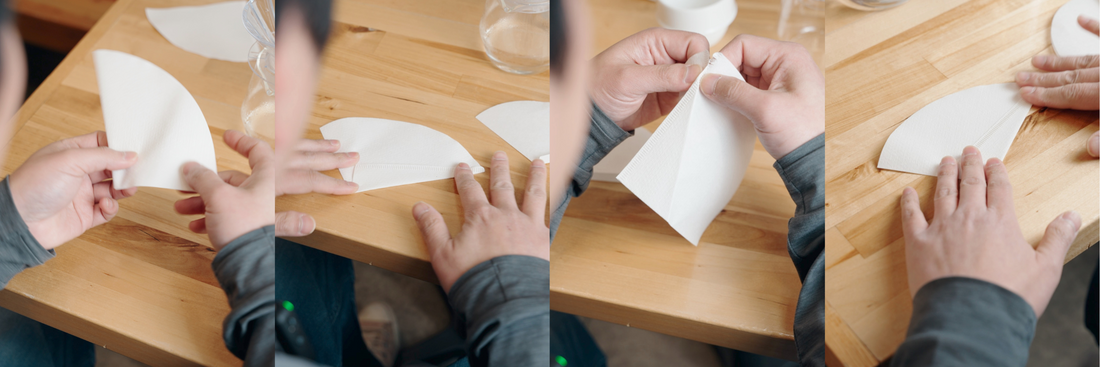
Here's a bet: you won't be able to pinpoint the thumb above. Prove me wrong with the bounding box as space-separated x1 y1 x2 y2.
181 162 225 196
1037 211 1081 265
412 201 452 256
58 147 136 176
623 62 702 96
275 211 316 237
700 73 772 121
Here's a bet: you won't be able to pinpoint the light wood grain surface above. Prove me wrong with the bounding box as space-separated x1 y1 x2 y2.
274 0 548 282
1 0 256 365
549 0 819 360
823 0 1100 365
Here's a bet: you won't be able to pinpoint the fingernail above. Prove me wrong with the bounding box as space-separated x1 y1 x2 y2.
413 201 430 217
686 51 710 68
700 74 720 96
492 151 507 161
684 64 702 84
328 139 340 146
345 180 358 188
1020 86 1036 95
124 151 137 161
1087 133 1099 157
962 146 979 156
532 159 545 168
1016 72 1030 82
1034 55 1048 65
180 162 196 175
1062 211 1082 230
299 215 316 235
346 152 359 159
457 162 470 170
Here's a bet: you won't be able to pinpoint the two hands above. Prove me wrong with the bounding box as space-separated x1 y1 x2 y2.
1016 15 1100 157
590 28 824 160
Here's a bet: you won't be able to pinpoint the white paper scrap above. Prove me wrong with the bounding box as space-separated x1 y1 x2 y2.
476 101 550 163
617 53 757 246
878 83 1032 176
593 127 652 182
1052 0 1100 57
94 49 218 191
146 1 255 62
319 118 485 192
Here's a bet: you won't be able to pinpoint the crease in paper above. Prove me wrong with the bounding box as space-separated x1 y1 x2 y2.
593 127 652 182
319 118 485 192
617 53 757 246
878 83 1032 176
146 1 255 62
1052 0 1100 57
476 101 550 163
94 49 218 191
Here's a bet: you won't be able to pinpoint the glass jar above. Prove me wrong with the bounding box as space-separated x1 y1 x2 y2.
241 0 275 144
480 0 550 75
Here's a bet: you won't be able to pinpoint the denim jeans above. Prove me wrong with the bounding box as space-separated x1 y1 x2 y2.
0 307 94 367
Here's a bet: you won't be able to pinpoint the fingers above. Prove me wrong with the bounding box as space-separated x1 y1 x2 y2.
91 197 119 228
1088 131 1099 158
1037 211 1082 265
412 201 452 255
984 158 1014 212
621 62 702 96
174 196 206 215
275 211 316 237
1079 15 1100 36
181 162 226 196
488 151 517 209
189 217 207 234
278 169 359 195
700 73 772 122
224 130 275 173
454 163 488 211
1019 84 1100 110
521 159 547 222
286 150 359 171
631 27 711 64
219 170 250 187
1016 68 1100 88
58 147 137 177
933 156 959 216
899 187 928 235
1032 54 1100 72
957 146 987 209
295 138 342 153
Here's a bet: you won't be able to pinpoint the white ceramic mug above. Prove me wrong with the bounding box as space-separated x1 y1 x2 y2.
657 0 737 46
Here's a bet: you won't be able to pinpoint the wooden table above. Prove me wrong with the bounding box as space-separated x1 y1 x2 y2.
550 0 818 360
1 0 256 365
823 1 1100 365
274 0 549 282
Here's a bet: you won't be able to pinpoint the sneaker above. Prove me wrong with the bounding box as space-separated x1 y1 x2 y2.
359 302 400 367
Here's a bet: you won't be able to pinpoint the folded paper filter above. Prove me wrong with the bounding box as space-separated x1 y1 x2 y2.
476 101 550 163
320 118 484 192
618 52 757 246
94 49 218 191
1052 0 1100 56
146 1 255 62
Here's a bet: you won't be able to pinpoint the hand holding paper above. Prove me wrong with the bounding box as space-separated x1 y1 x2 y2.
275 138 360 237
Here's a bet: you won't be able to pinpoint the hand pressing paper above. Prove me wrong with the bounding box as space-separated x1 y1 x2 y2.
146 1 255 62
1052 0 1100 57
320 118 485 192
617 53 757 246
592 127 652 182
879 83 1031 176
94 49 218 191
476 101 550 163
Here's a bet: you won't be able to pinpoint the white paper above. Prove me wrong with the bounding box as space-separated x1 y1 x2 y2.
617 53 757 246
94 49 218 191
146 1 255 62
1052 0 1100 57
476 101 550 163
878 83 1032 176
319 118 485 192
592 127 652 182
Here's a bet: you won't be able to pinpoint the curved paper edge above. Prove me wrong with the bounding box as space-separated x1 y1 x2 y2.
318 117 485 192
93 49 218 191
146 1 255 62
592 127 652 182
1052 0 1100 56
878 83 1031 176
475 100 550 162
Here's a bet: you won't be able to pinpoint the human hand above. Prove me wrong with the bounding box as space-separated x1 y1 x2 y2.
275 138 359 236
899 146 1081 317
9 131 137 249
175 130 276 250
699 34 825 160
590 27 710 132
411 152 549 293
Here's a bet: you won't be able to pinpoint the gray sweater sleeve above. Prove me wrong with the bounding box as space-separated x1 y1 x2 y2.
772 134 825 367
550 104 631 243
213 225 276 367
448 255 549 367
0 176 55 289
891 277 1035 366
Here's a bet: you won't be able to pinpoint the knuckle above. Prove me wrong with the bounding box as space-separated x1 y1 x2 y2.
960 175 983 187
935 187 955 200
525 183 545 198
490 179 514 191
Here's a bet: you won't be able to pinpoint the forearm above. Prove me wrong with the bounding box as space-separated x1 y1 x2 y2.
213 225 276 367
550 104 631 242
892 277 1035 366
772 134 825 366
0 176 53 289
448 255 549 366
